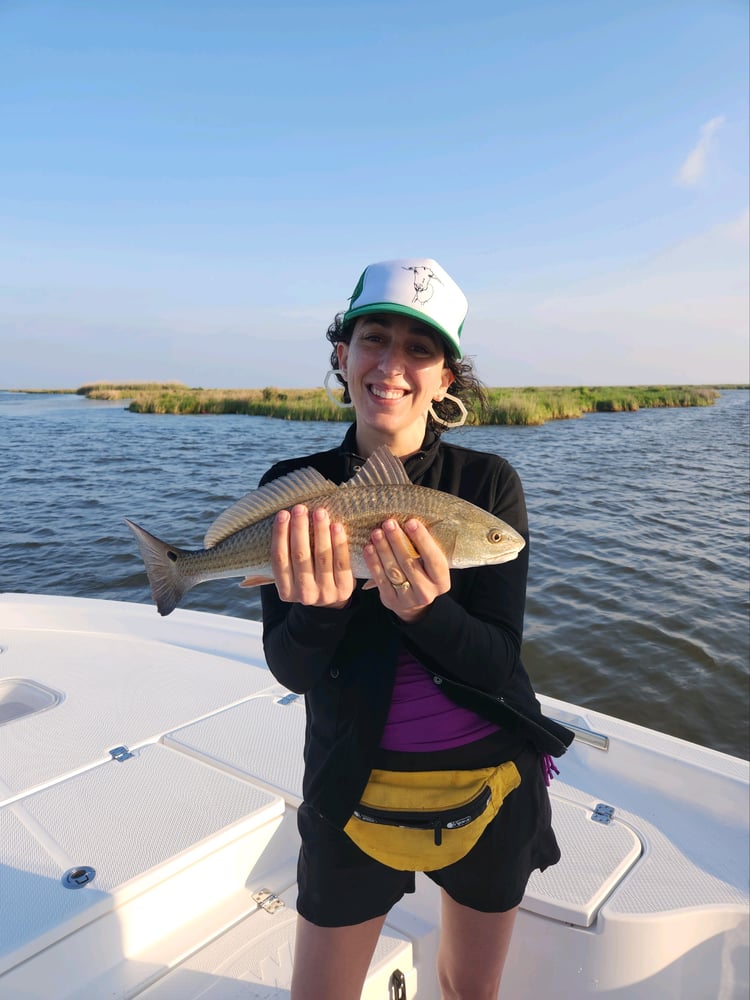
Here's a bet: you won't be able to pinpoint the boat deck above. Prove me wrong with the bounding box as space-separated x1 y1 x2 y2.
1 594 747 998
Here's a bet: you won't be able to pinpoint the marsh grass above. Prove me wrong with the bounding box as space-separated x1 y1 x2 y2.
482 385 718 425
123 386 353 421
93 383 726 424
77 381 188 400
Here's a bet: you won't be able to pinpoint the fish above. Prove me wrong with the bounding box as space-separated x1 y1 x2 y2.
125 445 525 616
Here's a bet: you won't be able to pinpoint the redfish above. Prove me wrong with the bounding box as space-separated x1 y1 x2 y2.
126 446 525 616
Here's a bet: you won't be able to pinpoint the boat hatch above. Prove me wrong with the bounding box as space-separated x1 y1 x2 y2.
523 794 642 927
0 742 284 980
165 692 308 805
0 678 63 726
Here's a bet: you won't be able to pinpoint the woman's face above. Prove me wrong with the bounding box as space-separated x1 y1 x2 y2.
337 313 454 456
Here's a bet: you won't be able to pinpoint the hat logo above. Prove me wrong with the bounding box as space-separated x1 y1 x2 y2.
402 265 443 307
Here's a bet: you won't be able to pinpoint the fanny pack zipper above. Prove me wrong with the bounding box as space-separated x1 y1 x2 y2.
353 785 492 846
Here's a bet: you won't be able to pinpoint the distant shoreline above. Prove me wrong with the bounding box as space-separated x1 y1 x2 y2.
5 382 747 395
3 381 747 426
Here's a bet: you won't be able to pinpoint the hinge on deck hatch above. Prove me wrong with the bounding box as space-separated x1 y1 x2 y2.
277 692 300 705
252 888 285 914
591 803 615 824
389 969 407 999
109 745 134 762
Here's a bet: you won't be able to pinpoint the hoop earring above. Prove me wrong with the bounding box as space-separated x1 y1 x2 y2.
324 369 354 409
428 392 468 429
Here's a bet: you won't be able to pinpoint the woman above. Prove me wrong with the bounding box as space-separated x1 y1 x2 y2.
260 258 572 1000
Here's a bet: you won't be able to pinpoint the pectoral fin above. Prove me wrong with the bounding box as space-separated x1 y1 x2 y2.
403 538 420 559
239 575 276 588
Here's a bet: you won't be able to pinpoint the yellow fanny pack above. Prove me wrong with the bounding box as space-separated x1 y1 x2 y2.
343 760 522 871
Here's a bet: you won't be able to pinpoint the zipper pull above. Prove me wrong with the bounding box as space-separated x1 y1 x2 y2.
433 820 443 846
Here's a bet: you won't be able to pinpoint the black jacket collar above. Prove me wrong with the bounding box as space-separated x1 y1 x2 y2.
335 422 442 484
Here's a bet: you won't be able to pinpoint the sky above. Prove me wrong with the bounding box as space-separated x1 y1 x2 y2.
1 0 748 389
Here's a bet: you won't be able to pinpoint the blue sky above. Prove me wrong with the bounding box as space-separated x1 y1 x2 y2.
1 0 748 388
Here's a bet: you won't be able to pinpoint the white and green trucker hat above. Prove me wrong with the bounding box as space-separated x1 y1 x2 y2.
343 258 468 358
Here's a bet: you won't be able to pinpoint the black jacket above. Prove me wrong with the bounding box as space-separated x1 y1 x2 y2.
260 424 573 829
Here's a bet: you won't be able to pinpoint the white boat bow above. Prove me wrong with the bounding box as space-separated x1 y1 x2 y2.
1 594 747 999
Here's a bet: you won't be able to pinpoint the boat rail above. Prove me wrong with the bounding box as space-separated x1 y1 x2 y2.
552 719 610 751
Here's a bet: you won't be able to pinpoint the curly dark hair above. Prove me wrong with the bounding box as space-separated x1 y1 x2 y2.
325 313 488 434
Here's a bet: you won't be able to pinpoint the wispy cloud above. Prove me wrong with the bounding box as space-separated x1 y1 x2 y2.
467 209 750 385
676 116 726 187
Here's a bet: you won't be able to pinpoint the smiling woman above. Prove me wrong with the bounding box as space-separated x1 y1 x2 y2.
324 261 489 439
335 313 456 456
258 257 573 1000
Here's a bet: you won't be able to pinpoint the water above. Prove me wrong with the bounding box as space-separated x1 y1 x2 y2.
2 390 748 759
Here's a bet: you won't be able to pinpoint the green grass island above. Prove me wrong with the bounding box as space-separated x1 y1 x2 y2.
10 382 747 426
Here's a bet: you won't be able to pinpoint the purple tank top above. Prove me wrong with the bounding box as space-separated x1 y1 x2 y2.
379 648 500 752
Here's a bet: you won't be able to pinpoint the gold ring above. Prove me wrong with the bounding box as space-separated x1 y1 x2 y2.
392 579 411 593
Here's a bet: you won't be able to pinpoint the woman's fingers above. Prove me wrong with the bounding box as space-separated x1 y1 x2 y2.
270 509 294 601
376 519 447 585
311 508 334 577
364 518 451 620
271 505 353 607
272 509 448 612
401 519 451 585
290 505 319 604
311 508 354 601
330 519 354 591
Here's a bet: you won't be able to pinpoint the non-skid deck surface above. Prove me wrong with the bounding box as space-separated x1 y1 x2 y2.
0 743 283 975
0 626 273 801
2 596 748 999
165 693 307 804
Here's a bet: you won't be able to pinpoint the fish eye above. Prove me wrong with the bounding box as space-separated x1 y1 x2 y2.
487 529 505 544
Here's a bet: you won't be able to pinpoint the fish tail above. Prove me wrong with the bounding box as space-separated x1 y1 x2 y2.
124 518 191 616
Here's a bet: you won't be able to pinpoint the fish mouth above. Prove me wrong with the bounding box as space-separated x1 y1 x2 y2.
367 383 410 401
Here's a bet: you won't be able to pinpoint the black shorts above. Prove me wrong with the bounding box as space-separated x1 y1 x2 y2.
296 742 561 927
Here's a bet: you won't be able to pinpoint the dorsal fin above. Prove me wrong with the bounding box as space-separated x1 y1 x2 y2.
204 466 336 548
342 445 411 488
203 446 410 549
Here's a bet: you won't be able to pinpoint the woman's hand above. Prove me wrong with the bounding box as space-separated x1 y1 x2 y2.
364 518 451 622
271 505 354 608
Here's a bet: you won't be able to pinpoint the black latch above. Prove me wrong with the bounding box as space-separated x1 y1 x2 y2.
62 866 96 889
389 969 407 999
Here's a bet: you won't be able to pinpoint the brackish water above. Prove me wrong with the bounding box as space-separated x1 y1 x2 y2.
2 389 748 759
